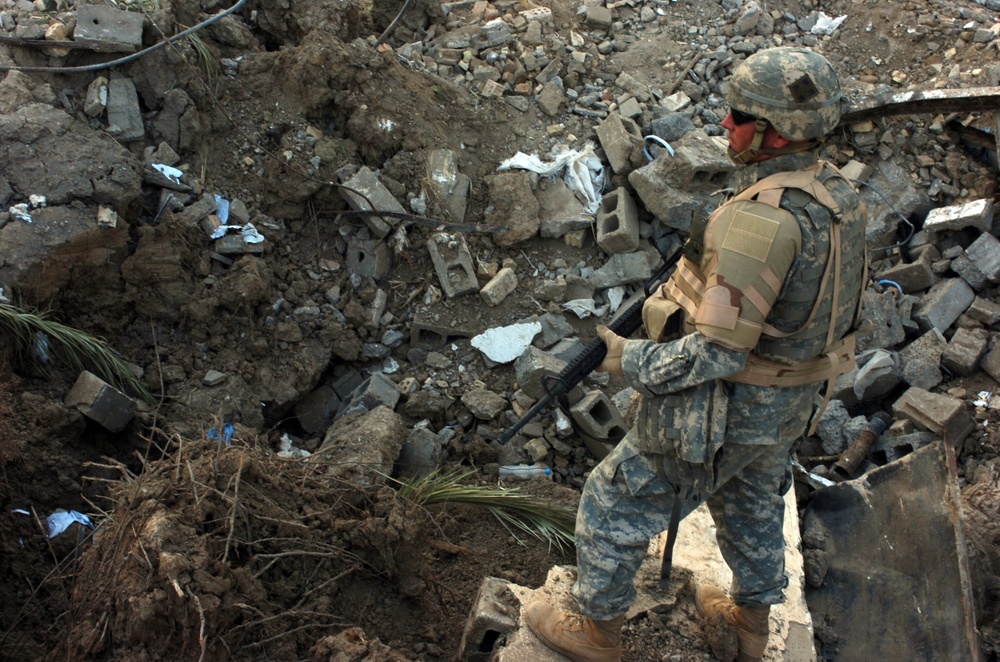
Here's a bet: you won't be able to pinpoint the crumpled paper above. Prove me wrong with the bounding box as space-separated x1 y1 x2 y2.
498 145 605 214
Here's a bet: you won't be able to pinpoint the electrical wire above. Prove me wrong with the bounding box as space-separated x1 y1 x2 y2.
851 178 916 255
0 0 248 73
373 0 415 48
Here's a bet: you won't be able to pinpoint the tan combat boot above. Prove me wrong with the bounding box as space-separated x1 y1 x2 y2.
523 601 623 662
696 585 770 662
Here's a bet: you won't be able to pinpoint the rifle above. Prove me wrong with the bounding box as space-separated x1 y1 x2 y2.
498 246 684 445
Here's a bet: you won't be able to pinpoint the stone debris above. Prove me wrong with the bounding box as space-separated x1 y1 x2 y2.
64 371 135 432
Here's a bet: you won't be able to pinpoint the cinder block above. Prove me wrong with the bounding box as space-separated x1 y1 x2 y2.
458 577 520 661
596 187 640 255
409 308 478 347
923 198 994 235
570 389 628 440
346 237 391 279
892 387 975 451
427 232 479 298
595 113 643 175
480 267 518 306
64 371 134 432
340 167 406 238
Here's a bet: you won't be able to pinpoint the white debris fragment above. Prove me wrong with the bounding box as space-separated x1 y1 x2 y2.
975 391 992 407
151 163 183 184
606 286 626 313
241 223 265 244
277 433 311 459
9 204 32 222
471 321 542 363
47 509 94 538
811 12 847 35
498 144 605 213
29 194 47 208
562 298 609 319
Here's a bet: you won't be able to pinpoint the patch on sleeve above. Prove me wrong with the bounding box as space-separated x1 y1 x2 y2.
721 210 780 262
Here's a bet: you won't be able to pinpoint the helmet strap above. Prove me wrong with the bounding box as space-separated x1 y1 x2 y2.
727 118 768 165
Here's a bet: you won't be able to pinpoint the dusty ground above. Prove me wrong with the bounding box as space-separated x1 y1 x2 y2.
3 0 1000 660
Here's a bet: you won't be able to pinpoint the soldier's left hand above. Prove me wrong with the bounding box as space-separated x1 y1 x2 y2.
596 325 626 377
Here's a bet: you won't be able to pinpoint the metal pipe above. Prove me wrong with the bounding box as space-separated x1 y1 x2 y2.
832 411 892 480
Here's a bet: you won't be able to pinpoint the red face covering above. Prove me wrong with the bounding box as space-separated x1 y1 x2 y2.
722 111 793 162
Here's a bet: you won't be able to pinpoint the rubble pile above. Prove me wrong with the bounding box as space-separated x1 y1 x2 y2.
3 0 1000 659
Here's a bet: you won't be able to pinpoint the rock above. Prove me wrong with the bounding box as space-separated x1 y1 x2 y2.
462 389 508 420
314 406 409 487
486 170 540 247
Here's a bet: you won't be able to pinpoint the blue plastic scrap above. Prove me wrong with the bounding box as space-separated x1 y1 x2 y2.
207 423 235 446
214 194 231 223
47 509 94 538
32 331 50 364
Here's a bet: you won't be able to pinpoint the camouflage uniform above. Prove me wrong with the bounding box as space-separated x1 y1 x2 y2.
572 149 867 619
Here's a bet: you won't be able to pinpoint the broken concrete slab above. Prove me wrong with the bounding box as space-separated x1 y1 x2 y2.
486 170 541 248
912 278 975 332
802 441 981 661
340 166 406 238
892 387 975 450
595 112 643 175
64 371 134 432
923 198 994 235
312 406 408 487
107 74 145 142
483 489 814 661
75 5 145 51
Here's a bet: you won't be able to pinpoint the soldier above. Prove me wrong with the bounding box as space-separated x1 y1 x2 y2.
524 46 868 662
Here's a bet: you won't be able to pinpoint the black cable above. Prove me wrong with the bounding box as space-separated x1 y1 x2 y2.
0 0 248 73
852 178 916 254
374 0 416 48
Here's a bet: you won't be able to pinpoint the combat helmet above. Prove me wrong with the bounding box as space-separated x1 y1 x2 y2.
727 47 841 141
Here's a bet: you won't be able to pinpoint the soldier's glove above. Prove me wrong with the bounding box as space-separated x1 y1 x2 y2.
596 325 626 377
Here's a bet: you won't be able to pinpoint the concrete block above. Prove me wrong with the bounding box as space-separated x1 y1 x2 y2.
346 237 391 279
804 442 980 661
941 327 988 376
330 370 365 400
596 187 640 255
965 230 1000 282
980 344 1000 383
587 251 652 289
427 232 479 299
912 278 975 332
64 371 134 432
923 198 994 235
340 166 405 238
107 75 144 142
519 6 552 23
595 113 643 175
875 253 938 294
532 312 574 350
410 308 478 347
337 373 401 418
294 384 341 435
473 18 513 49
513 346 567 400
892 387 975 449
75 5 145 50
481 267 518 306
569 390 627 440
967 296 1000 326
898 329 946 390
950 252 989 291
458 576 520 661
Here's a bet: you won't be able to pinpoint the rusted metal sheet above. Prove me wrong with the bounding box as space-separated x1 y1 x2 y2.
840 86 1000 125
802 440 982 661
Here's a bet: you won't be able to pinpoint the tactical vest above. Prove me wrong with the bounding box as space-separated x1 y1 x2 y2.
652 161 868 390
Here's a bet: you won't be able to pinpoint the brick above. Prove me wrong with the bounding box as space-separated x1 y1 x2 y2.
892 387 975 450
596 187 640 255
595 113 643 175
480 267 518 306
912 278 974 332
427 232 478 298
64 371 134 432
941 327 988 376
923 198 994 235
519 6 552 23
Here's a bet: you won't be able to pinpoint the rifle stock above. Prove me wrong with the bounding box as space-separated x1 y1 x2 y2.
498 247 683 445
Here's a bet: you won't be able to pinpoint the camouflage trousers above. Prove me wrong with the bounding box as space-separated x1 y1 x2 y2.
571 428 794 620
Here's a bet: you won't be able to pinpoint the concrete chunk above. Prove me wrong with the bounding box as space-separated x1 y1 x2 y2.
64 370 134 432
941 327 987 376
892 387 975 449
340 167 405 238
595 113 643 175
923 198 994 235
875 253 938 293
898 329 946 390
337 373 401 418
912 278 974 332
106 75 144 142
587 252 652 289
513 346 567 400
480 267 518 306
346 237 391 279
459 576 520 661
965 230 1000 282
75 5 145 50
